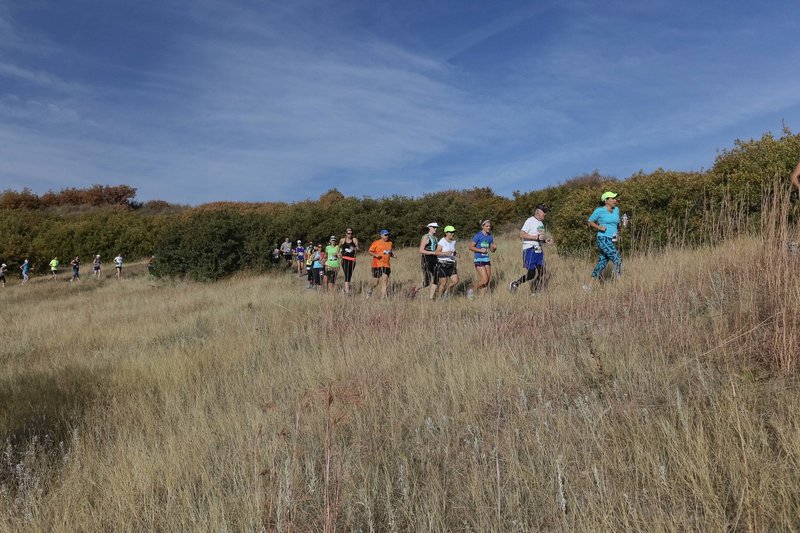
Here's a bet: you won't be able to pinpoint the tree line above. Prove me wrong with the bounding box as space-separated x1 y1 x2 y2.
1 128 798 280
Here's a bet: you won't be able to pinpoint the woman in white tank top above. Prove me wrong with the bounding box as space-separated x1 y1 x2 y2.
431 225 459 300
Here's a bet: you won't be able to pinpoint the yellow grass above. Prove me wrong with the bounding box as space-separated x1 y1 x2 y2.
1 213 799 531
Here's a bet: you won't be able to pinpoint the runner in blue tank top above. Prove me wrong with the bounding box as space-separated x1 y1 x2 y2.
585 191 622 290
468 220 497 298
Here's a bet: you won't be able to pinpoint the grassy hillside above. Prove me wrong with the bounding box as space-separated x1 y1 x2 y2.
0 206 798 530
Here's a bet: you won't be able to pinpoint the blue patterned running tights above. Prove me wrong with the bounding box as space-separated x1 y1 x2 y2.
591 236 622 278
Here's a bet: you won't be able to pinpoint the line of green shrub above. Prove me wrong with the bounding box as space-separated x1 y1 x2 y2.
1 129 798 280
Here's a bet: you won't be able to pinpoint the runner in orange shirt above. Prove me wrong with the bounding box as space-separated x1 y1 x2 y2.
367 229 394 299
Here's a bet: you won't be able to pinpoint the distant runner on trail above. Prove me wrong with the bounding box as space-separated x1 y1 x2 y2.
432 225 459 300
791 159 800 192
324 236 340 292
0 263 7 287
339 229 359 295
49 257 59 280
305 241 315 288
367 229 393 299
114 254 124 279
70 256 80 282
92 255 102 279
585 191 622 289
294 241 305 275
510 204 553 294
311 243 324 289
418 223 439 295
20 259 30 285
280 238 293 268
468 220 496 298
147 255 156 276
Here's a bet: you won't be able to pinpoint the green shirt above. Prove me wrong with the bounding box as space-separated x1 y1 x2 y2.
325 245 340 269
49 259 59 270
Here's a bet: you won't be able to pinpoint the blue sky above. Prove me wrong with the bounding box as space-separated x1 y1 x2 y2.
1 0 798 204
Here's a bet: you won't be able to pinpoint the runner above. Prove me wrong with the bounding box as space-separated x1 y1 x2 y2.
791 159 800 191
510 204 553 294
114 254 124 279
324 236 341 292
92 255 102 279
339 229 359 295
311 243 325 289
20 259 30 285
418 223 439 294
468 220 496 298
49 257 59 280
294 240 306 275
432 225 459 300
367 229 393 299
70 256 81 282
280 238 293 268
0 263 7 287
585 191 622 288
305 241 315 289
147 255 156 276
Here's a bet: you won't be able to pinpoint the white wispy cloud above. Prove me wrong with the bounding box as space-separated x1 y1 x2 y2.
1 0 798 204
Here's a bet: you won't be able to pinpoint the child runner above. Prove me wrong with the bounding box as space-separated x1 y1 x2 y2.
324 236 341 292
468 220 496 298
0 263 7 287
510 204 553 294
368 229 393 299
432 225 459 300
339 229 359 295
585 191 622 289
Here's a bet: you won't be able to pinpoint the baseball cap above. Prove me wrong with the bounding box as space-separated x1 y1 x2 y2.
601 191 619 202
380 229 390 236
297 240 302 243
329 235 336 241
443 225 456 233
427 222 439 228
535 203 550 213
1 263 6 268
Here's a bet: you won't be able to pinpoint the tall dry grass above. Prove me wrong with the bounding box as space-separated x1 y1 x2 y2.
0 196 798 531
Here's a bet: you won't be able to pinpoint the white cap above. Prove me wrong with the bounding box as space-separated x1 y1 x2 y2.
297 240 301 243
1 263 6 267
427 222 439 228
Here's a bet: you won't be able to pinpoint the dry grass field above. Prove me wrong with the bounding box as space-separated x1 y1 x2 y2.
1 206 799 531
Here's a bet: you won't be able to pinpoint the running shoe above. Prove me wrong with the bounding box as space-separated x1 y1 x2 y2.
466 288 474 300
508 281 518 293
581 284 593 293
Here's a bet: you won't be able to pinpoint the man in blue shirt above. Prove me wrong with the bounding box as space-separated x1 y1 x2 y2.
586 191 622 284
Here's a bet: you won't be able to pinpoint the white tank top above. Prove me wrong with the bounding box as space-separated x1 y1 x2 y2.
438 239 456 263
